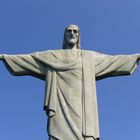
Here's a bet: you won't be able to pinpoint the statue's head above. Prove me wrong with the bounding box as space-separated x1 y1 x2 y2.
62 24 80 49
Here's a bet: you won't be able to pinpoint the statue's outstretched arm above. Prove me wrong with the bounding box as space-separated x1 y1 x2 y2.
0 54 46 80
95 53 140 80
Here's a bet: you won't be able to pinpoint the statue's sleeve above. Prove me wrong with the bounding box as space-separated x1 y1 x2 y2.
2 54 46 80
94 53 139 80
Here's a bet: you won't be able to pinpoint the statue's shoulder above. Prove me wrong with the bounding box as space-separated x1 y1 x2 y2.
32 49 105 57
32 50 59 55
82 50 104 56
34 49 74 54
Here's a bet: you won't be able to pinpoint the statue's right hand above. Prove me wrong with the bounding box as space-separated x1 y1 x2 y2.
0 54 3 60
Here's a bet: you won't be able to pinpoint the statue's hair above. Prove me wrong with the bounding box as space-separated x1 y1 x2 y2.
62 24 80 49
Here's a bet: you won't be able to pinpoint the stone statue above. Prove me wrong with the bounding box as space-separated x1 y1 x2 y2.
0 24 140 140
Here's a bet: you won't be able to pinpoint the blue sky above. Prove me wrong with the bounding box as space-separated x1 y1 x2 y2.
0 0 140 140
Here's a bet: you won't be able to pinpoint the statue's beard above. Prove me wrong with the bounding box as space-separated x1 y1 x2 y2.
65 42 78 49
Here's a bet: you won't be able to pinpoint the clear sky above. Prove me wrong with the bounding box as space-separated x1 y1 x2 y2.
0 0 140 140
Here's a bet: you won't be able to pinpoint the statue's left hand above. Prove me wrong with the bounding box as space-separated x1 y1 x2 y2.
135 54 140 61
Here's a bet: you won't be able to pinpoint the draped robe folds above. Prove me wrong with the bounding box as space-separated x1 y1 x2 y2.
2 50 139 140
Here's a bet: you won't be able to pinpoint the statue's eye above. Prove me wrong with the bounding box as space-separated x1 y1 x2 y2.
73 30 78 34
66 29 78 34
67 29 72 33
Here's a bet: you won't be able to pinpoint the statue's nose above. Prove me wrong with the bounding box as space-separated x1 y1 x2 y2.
71 31 74 35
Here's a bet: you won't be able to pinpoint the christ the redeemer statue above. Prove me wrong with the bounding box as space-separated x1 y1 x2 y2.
0 25 140 140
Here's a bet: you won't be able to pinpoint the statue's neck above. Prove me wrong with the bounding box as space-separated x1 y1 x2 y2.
65 44 77 50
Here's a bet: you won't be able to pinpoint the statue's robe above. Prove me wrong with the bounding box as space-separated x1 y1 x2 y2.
2 50 139 140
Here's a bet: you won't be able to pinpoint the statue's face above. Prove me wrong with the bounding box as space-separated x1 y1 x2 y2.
65 25 79 46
